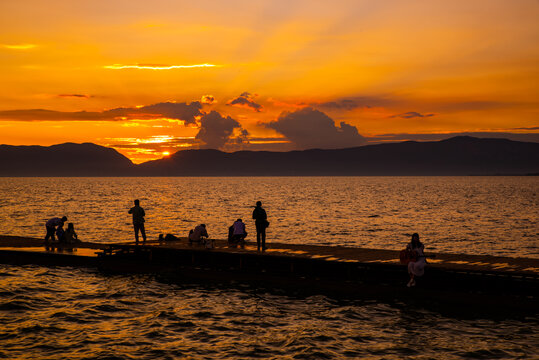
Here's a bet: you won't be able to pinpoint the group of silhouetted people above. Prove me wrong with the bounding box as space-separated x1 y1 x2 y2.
44 215 78 245
44 199 428 286
131 199 270 252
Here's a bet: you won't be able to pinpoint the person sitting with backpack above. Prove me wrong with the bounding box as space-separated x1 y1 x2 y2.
229 219 247 249
189 224 209 246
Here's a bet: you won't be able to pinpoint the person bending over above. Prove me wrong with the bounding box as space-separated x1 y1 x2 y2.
44 216 67 244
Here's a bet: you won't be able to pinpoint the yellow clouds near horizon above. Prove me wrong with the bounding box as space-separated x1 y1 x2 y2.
103 63 221 70
2 44 37 50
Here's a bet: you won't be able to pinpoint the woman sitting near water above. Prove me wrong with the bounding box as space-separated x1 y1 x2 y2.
406 233 426 287
64 223 79 243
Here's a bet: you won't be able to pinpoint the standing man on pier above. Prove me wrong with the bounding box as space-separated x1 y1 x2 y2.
128 199 146 245
252 201 268 252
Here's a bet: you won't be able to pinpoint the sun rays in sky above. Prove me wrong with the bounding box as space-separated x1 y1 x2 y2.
0 0 537 163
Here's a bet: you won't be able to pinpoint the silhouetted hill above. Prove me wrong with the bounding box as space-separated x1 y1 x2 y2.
136 136 539 176
0 142 134 176
1 137 538 176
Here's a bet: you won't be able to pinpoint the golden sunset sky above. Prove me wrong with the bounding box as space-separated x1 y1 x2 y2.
1 0 538 162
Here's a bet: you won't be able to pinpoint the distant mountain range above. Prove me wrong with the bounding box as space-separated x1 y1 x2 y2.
0 142 134 176
1 137 538 176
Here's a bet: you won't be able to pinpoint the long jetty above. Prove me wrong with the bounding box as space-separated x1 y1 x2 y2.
1 235 538 316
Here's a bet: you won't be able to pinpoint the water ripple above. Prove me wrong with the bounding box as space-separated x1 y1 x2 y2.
0 176 537 258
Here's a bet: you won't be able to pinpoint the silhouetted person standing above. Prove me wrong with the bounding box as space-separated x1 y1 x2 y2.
252 201 268 251
44 216 67 244
129 199 146 245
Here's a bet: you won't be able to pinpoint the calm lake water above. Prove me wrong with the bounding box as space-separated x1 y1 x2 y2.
0 177 538 358
0 176 537 257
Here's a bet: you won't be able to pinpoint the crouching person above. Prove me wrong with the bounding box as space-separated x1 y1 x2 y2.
189 224 209 246
231 219 247 249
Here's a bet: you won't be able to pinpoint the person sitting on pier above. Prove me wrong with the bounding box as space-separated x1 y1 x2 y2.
231 219 247 249
56 222 66 243
189 224 209 246
64 223 79 244
159 233 179 242
406 233 426 287
44 216 67 244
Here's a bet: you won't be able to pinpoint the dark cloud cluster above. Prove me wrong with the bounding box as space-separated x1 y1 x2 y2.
390 111 435 119
0 101 204 124
135 102 203 125
0 99 252 150
195 111 248 149
266 107 366 149
227 92 262 112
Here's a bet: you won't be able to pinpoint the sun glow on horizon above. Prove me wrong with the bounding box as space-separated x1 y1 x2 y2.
103 63 220 70
2 44 37 50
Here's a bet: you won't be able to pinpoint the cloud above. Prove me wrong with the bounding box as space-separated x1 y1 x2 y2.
134 102 203 125
227 92 263 112
508 126 539 131
390 111 435 119
104 136 198 149
195 111 247 149
266 107 366 149
0 101 203 124
201 95 216 104
317 99 364 110
2 44 37 50
58 94 92 99
312 96 398 111
103 63 219 70
367 132 539 143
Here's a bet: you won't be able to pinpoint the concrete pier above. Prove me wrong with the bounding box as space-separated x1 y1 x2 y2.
1 235 537 315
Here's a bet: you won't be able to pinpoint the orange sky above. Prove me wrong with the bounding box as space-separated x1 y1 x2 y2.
0 0 538 163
